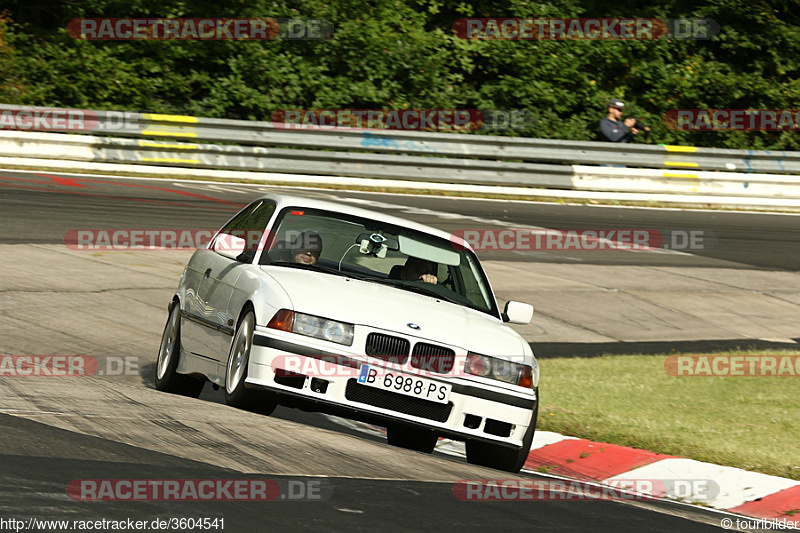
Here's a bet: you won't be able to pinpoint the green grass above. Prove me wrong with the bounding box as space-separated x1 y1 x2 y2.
537 349 800 480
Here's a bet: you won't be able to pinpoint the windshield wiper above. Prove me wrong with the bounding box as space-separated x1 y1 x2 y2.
366 278 461 304
268 261 346 275
267 261 368 280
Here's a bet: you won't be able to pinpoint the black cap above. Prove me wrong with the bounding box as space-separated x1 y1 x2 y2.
608 98 625 109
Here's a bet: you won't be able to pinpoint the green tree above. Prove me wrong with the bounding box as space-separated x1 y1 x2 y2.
0 0 797 149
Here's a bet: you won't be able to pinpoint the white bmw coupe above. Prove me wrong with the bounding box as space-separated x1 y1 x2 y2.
156 194 539 472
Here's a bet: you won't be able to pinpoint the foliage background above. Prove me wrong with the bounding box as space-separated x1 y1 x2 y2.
1 0 798 149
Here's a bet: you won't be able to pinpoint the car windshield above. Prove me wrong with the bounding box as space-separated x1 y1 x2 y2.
260 206 498 317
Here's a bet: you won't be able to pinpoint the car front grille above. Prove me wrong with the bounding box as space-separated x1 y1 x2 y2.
365 333 410 364
345 379 452 423
410 343 455 374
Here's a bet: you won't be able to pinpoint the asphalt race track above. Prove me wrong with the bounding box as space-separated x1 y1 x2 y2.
2 171 798 270
2 170 798 532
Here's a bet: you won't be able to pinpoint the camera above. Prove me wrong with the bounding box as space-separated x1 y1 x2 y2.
632 118 651 135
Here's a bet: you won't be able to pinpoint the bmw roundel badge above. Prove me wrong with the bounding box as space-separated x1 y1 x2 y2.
407 323 421 330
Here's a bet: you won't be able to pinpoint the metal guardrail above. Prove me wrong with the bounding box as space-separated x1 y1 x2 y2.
0 130 575 187
0 104 799 203
133 117 800 175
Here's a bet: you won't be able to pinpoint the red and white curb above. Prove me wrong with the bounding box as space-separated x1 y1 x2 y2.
445 430 800 525
327 415 800 526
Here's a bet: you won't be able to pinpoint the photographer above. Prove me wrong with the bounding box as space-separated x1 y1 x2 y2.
599 98 650 142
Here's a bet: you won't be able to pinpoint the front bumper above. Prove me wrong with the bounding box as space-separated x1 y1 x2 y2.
246 328 537 449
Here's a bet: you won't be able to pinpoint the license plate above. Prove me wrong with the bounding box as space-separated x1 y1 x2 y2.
357 364 451 404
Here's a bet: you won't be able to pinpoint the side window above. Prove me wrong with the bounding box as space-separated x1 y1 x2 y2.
213 200 276 263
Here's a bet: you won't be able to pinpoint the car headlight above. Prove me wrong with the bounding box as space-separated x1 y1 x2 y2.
491 358 517 382
268 309 354 346
465 352 492 377
465 352 532 387
321 319 352 345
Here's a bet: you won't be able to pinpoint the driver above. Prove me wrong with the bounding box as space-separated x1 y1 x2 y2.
400 256 437 284
289 230 323 265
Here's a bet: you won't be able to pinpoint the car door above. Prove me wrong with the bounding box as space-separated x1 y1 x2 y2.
179 248 223 365
204 200 277 378
179 200 275 376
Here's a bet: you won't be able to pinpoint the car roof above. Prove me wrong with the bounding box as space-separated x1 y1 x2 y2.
259 193 475 251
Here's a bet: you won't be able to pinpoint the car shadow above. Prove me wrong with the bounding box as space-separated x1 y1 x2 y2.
139 362 397 448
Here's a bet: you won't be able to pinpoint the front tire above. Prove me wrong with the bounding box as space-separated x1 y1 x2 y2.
154 303 205 398
466 403 538 473
386 424 438 453
224 310 277 415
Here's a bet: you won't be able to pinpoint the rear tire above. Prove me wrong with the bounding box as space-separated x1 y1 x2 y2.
386 425 438 453
466 404 538 473
154 303 205 398
224 309 278 415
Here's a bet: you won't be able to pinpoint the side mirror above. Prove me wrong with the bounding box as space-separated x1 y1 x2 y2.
212 233 247 261
502 301 534 324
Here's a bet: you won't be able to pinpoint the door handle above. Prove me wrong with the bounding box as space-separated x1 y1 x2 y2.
204 268 212 279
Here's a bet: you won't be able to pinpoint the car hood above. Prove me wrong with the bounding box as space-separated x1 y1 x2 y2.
260 266 526 357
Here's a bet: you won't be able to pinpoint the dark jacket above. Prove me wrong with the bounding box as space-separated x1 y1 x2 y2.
599 117 632 142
